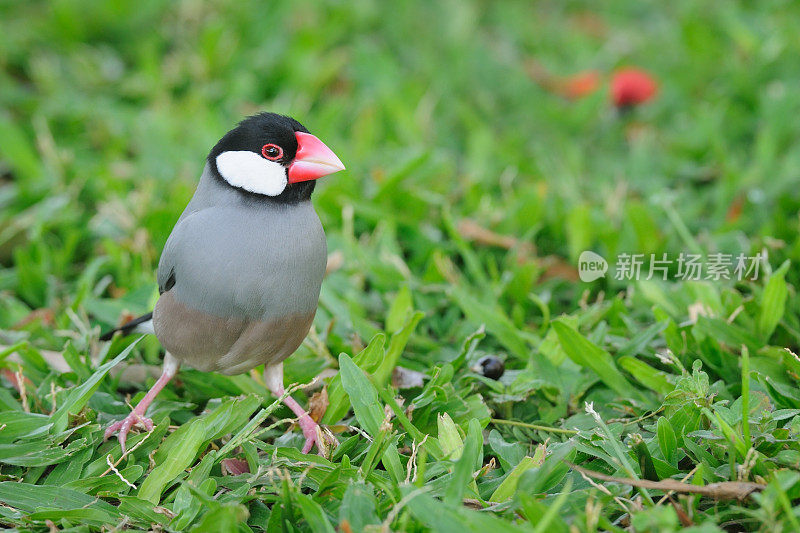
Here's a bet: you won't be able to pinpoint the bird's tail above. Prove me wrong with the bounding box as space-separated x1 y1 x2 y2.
99 312 155 341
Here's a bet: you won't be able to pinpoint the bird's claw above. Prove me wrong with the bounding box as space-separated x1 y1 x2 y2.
298 420 338 457
104 411 154 452
300 421 320 454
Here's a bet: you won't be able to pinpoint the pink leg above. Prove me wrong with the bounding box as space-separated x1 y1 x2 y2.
105 353 179 452
264 362 320 454
282 394 321 454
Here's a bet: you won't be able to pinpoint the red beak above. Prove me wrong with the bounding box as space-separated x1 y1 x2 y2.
287 132 345 184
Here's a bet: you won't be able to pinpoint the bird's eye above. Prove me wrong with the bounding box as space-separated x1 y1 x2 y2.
261 144 283 161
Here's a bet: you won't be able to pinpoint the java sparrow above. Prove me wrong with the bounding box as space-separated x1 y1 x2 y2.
101 113 345 453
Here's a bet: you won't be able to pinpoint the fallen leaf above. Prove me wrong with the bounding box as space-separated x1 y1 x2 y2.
308 386 329 423
153 506 177 519
1 368 30 393
463 499 483 510
523 61 600 101
221 458 250 476
392 366 426 389
317 425 338 460
726 194 744 223
457 219 534 256
539 255 580 282
457 218 536 265
560 70 601 99
117 311 140 328
12 308 55 329
670 498 693 527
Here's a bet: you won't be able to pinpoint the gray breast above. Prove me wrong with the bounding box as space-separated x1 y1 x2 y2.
152 170 327 373
165 202 326 320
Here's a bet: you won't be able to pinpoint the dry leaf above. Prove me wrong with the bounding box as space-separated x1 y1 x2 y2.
457 218 535 258
12 308 55 329
153 506 177 519
1 368 29 393
392 366 426 389
317 425 338 460
539 255 580 282
670 498 693 527
308 386 329 423
463 499 484 510
560 70 601 99
221 458 250 476
524 60 601 100
726 194 744 223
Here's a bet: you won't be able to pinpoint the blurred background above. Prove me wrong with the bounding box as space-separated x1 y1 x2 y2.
1 0 799 374
4 3 800 529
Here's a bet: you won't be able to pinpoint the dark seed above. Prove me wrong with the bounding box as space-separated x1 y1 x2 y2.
477 356 504 380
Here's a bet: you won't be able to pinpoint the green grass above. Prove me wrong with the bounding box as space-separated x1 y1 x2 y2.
2 0 800 531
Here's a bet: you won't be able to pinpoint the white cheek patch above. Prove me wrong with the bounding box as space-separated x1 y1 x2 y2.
215 151 287 196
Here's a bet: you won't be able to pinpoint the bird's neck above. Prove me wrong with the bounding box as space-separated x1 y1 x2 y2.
177 164 313 224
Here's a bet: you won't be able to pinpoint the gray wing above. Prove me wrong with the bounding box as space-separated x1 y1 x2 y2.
157 233 178 295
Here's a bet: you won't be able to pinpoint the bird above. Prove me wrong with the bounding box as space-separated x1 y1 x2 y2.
100 112 345 454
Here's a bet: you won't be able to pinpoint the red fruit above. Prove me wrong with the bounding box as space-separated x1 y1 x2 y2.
611 68 658 107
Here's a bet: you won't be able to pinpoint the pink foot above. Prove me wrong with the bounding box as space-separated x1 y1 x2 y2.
298 416 321 454
104 410 154 453
264 362 328 455
103 354 179 453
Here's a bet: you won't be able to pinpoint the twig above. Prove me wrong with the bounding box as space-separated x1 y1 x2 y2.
99 426 155 477
249 417 295 441
656 465 698 506
405 435 428 484
608 407 665 426
49 381 57 415
348 425 374 442
568 463 763 501
16 365 29 413
577 469 633 515
216 380 313 459
106 454 136 489
585 402 652 505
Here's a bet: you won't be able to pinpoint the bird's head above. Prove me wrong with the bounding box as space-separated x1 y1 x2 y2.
208 112 345 202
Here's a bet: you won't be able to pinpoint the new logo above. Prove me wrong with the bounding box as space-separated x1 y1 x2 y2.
578 251 608 282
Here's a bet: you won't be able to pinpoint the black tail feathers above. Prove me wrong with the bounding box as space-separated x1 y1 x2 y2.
99 312 154 341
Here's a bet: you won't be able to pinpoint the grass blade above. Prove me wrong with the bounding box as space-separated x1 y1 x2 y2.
553 321 645 403
339 353 385 436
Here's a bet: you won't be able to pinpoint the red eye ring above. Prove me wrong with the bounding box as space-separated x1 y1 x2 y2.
261 143 283 161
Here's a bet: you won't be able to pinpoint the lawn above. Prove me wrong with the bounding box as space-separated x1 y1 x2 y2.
2 1 800 531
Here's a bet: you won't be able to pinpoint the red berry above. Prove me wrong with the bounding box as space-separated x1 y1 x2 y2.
611 68 658 107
